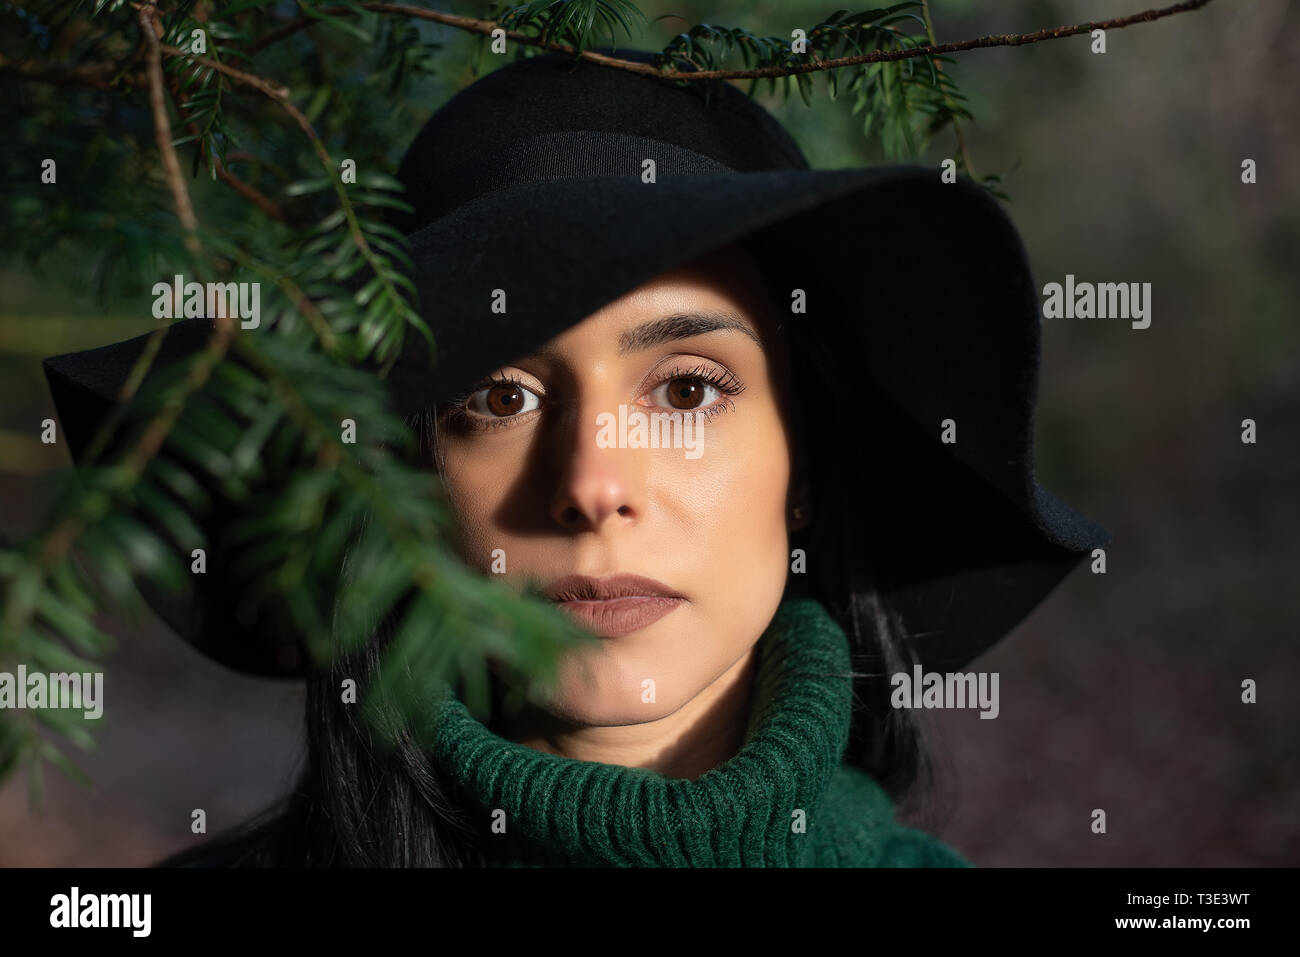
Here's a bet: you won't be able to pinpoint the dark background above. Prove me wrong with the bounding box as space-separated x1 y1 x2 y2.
1 0 1296 865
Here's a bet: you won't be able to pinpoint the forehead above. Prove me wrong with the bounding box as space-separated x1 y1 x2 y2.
547 243 782 355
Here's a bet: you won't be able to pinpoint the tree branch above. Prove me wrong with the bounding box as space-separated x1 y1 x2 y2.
163 68 286 222
58 3 230 473
5 1 1215 92
920 0 975 180
159 42 289 97
211 156 287 221
137 5 201 255
156 43 395 359
249 0 1213 81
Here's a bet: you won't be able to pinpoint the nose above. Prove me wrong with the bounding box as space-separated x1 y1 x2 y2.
548 403 641 532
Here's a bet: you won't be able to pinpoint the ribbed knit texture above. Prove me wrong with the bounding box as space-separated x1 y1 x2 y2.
423 597 972 868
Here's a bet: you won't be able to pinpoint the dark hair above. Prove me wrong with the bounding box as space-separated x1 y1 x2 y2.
158 237 933 868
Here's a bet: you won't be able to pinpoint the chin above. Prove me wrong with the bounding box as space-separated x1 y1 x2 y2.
528 639 696 727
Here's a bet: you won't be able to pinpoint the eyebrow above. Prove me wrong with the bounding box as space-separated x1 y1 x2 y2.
616 311 762 355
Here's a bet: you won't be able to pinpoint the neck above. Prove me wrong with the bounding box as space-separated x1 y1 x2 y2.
423 596 858 867
494 646 758 780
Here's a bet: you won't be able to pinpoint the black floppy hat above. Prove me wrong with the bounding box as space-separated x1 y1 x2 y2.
41 47 1109 678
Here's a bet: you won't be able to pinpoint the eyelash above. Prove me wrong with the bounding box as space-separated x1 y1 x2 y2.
440 362 746 433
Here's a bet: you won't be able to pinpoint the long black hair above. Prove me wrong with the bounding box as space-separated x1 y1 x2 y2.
157 235 935 868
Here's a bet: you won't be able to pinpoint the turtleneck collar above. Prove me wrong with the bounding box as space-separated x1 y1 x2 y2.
422 596 866 866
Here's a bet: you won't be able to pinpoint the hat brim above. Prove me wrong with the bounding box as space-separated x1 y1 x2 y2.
42 164 1109 675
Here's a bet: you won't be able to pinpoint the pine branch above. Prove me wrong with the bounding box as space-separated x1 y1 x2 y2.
164 66 286 221
2 2 569 792
0 0 1216 795
246 0 1213 79
137 3 201 254
65 2 224 473
919 0 974 180
3 1 1215 89
154 39 432 367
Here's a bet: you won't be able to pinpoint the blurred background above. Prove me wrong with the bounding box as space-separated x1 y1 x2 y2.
1 0 1296 865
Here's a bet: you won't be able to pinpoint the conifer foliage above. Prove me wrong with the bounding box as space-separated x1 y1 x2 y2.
0 0 1210 794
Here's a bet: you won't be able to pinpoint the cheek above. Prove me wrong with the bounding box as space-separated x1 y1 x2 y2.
656 404 792 610
439 440 518 564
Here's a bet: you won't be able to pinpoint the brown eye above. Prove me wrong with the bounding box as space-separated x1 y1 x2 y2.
465 380 541 419
665 377 706 410
487 384 523 416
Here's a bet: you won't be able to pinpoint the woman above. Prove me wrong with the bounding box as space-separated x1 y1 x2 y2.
42 48 1109 867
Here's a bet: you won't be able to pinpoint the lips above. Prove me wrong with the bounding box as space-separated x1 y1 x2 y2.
543 573 686 637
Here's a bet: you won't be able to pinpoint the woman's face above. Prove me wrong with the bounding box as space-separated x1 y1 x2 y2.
437 243 800 726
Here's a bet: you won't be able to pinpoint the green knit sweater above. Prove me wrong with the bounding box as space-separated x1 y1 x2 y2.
424 596 973 868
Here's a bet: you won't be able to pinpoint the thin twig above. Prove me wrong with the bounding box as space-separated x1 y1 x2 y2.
158 40 366 228
3 1 1215 93
248 0 1213 81
157 42 407 361
71 3 228 470
919 0 975 180
138 5 201 254
163 67 286 221
151 46 337 350
212 159 287 221
158 43 289 97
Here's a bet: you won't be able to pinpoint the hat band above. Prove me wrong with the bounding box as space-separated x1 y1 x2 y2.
419 129 736 226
